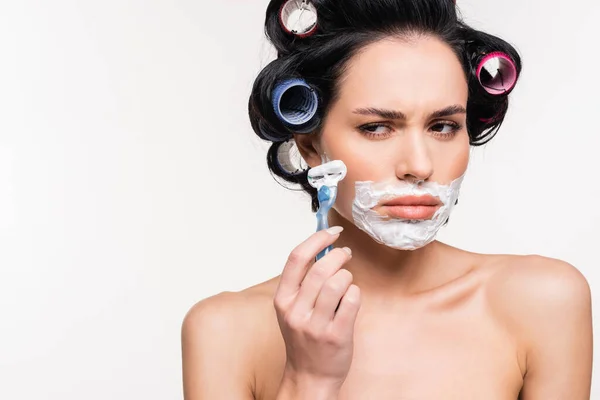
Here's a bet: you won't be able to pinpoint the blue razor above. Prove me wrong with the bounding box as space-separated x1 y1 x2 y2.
307 160 347 261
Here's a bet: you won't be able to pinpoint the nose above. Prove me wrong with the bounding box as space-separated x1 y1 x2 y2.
394 130 434 183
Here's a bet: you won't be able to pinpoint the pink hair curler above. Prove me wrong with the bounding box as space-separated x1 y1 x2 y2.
278 0 318 38
476 51 518 95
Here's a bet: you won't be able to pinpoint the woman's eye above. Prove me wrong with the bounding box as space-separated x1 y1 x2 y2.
359 123 392 138
432 123 453 133
358 121 462 139
431 122 462 137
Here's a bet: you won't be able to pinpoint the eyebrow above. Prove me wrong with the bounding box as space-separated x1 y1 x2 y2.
352 104 467 120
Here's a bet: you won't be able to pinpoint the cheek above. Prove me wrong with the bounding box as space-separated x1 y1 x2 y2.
330 159 375 221
332 176 358 221
319 136 382 217
436 135 470 180
322 138 384 181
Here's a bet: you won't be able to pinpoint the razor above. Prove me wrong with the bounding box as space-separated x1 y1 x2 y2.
307 160 347 261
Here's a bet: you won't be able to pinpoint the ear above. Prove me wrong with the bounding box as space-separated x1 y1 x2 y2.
293 133 322 168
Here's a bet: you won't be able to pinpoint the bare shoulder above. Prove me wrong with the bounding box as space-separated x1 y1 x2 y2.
181 277 281 399
481 253 591 348
483 254 591 314
182 276 280 349
474 254 593 397
182 290 262 339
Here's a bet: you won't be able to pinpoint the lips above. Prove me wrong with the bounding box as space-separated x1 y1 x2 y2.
381 195 441 207
379 195 442 220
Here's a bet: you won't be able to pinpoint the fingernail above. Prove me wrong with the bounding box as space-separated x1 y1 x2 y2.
326 226 344 235
342 246 352 256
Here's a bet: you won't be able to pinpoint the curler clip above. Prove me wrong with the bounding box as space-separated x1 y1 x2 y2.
279 0 318 37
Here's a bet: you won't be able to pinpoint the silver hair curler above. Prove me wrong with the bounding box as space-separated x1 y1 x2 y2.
278 0 318 37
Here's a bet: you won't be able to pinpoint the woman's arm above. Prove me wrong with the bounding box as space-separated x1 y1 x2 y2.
490 256 593 399
181 292 256 400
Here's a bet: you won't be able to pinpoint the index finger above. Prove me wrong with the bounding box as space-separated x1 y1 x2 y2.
276 226 344 299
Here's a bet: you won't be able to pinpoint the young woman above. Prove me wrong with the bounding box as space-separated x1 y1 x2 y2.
182 0 593 399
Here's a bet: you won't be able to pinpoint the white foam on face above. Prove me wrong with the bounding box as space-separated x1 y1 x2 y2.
352 174 465 250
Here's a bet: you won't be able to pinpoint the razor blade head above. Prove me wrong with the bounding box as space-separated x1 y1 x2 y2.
307 160 347 189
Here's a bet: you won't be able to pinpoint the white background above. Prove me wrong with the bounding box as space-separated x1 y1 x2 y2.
0 0 598 399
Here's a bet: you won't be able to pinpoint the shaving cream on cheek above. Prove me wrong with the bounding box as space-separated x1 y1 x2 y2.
351 175 465 250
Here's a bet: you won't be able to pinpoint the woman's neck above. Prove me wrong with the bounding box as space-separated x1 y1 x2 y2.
327 209 474 301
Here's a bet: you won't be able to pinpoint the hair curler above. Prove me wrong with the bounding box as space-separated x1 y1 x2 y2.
278 0 318 37
271 78 319 133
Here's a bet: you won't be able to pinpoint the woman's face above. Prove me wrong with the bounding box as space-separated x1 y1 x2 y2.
299 35 470 222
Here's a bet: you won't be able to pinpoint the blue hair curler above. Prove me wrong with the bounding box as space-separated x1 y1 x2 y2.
271 78 319 133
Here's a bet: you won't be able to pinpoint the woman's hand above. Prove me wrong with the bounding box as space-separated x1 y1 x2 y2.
273 226 361 398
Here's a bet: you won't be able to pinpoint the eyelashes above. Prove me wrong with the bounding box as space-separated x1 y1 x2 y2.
358 121 463 140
